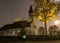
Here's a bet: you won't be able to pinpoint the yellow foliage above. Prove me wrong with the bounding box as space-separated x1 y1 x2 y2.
38 16 43 20
34 0 57 23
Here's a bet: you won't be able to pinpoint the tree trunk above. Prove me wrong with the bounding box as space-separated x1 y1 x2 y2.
45 18 47 35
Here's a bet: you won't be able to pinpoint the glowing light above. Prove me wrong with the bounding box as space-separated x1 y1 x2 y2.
23 35 26 39
18 30 20 33
54 20 60 25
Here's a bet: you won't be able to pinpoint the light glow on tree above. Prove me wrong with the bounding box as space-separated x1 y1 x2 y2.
54 20 60 25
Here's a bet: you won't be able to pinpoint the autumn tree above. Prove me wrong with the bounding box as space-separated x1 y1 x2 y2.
34 0 57 35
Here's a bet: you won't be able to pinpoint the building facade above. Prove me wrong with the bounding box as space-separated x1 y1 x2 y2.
0 20 32 36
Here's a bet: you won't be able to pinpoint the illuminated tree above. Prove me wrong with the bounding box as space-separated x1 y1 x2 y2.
34 0 57 35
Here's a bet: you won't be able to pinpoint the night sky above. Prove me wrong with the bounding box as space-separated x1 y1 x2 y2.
0 0 60 29
0 0 33 27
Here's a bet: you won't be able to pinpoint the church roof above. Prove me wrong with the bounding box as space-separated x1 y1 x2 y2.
0 20 31 31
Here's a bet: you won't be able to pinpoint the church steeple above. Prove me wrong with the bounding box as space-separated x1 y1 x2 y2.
28 5 35 25
29 5 34 14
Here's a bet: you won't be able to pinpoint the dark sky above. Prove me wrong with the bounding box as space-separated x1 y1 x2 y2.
0 0 33 27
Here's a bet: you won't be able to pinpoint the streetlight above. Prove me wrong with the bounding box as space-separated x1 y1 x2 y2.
54 20 60 25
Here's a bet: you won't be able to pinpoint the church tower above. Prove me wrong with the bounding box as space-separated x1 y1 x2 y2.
28 5 38 35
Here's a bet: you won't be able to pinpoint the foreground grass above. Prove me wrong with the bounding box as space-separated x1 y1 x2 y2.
0 35 60 42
